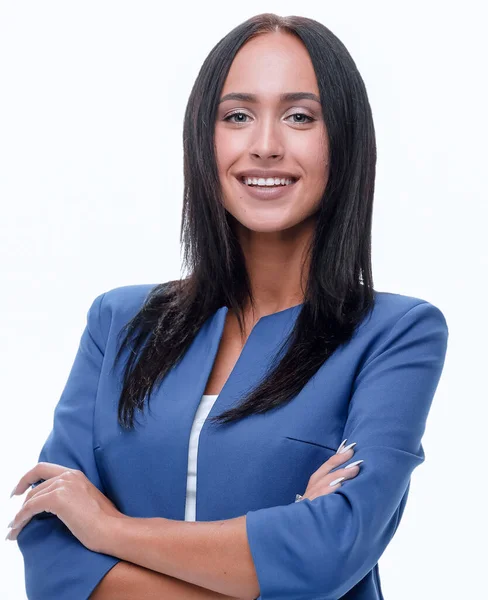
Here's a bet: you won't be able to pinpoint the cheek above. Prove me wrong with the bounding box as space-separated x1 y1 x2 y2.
296 132 329 180
214 128 247 173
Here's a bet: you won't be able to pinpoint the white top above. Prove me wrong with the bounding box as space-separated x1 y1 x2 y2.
184 393 219 521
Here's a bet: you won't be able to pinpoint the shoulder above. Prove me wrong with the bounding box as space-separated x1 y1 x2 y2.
370 290 448 329
101 282 160 319
86 282 167 343
357 289 449 355
347 290 450 398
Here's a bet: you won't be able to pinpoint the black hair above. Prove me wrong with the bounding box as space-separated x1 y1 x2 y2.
112 12 377 430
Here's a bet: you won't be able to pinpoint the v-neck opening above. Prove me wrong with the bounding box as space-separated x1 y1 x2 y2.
219 302 304 325
199 303 303 428
256 302 304 323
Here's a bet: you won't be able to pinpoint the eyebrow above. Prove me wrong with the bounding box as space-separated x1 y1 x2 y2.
218 92 321 104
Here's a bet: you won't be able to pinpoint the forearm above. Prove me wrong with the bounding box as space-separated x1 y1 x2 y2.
90 560 242 600
102 515 259 600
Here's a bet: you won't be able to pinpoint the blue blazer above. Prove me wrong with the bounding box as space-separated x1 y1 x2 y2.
17 283 449 600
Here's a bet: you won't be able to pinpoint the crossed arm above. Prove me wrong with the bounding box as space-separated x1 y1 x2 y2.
90 560 243 600
91 514 259 600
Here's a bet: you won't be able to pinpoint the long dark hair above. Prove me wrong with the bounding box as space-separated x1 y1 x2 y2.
112 12 377 430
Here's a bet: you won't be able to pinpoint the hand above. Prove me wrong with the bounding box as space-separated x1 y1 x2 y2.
299 443 363 501
6 462 125 552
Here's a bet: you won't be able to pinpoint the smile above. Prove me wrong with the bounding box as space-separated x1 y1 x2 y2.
240 176 297 187
236 176 299 200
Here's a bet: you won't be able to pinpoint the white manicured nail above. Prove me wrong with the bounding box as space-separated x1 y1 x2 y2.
329 476 345 487
345 459 364 469
339 442 357 454
336 439 347 454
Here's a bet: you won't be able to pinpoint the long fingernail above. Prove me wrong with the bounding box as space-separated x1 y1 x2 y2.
329 476 345 487
345 459 364 469
10 486 17 498
336 439 347 454
339 442 357 454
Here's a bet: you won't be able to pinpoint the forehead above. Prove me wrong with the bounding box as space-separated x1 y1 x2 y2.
221 32 319 98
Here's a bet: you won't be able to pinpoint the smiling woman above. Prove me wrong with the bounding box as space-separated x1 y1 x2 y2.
12 11 448 600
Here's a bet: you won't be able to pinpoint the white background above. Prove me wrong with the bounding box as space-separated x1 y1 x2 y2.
1 1 486 598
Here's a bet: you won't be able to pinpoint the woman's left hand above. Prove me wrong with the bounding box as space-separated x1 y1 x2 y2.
7 462 125 552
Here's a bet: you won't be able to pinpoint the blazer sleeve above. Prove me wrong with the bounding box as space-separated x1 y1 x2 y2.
16 292 121 600
245 301 449 600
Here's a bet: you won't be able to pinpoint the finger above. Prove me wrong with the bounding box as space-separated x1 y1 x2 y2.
332 446 356 463
12 462 77 496
311 459 364 494
340 464 362 479
14 479 60 525
310 447 355 482
313 471 350 498
8 486 59 540
327 459 363 483
21 474 63 506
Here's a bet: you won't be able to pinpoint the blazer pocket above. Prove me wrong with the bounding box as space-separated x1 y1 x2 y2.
279 435 338 488
282 435 338 454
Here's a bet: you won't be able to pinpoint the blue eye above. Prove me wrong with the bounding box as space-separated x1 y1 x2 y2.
224 112 249 124
223 112 314 125
288 113 315 124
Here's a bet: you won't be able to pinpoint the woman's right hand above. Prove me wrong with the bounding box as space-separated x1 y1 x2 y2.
298 443 363 501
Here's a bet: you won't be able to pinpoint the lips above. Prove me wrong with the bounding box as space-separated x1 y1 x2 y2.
235 175 299 200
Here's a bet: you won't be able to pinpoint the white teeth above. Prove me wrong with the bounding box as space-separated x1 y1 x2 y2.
241 176 295 186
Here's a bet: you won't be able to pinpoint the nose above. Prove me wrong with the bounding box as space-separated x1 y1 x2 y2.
248 117 284 160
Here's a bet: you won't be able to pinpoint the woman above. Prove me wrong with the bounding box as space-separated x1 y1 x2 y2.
9 13 448 600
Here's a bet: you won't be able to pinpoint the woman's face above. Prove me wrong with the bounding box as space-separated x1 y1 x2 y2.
214 32 329 235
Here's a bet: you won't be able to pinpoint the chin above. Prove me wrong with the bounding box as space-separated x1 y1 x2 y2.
230 213 301 234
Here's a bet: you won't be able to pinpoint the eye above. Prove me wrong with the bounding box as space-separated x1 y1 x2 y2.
224 111 251 124
287 113 315 124
223 111 315 125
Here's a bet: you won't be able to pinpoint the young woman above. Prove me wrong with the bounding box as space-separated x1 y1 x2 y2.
9 13 448 600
